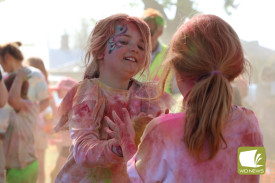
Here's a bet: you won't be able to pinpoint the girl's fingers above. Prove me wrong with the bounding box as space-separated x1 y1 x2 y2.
122 108 131 123
105 116 119 132
104 127 116 139
112 111 123 127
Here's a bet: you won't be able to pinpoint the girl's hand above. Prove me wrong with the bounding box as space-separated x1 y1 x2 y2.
105 108 138 161
105 108 135 144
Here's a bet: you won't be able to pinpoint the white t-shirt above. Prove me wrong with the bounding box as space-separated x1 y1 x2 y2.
26 66 49 102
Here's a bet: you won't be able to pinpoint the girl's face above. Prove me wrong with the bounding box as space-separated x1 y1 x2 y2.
175 71 196 98
0 54 14 73
101 22 146 79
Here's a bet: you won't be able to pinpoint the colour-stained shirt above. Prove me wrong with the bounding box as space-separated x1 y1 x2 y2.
4 100 39 169
127 105 263 183
55 78 173 183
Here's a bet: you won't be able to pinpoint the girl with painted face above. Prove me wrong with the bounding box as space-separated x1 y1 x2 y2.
106 14 264 182
54 13 172 183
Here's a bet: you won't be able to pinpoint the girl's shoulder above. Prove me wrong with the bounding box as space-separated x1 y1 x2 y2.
73 79 99 100
25 66 44 79
225 105 263 144
230 105 259 127
77 78 98 88
141 113 185 141
58 79 98 111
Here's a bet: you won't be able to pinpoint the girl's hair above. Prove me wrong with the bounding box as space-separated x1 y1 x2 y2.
25 57 48 82
83 13 151 79
0 42 24 62
5 72 29 99
159 14 247 160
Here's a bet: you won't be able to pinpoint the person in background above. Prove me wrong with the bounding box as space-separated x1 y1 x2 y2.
54 13 172 183
0 42 49 113
106 14 263 183
48 77 77 183
4 68 40 183
24 57 51 183
141 8 174 94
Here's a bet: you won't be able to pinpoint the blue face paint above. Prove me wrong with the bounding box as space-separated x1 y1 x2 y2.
108 25 128 54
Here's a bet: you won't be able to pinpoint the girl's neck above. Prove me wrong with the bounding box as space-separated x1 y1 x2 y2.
98 76 131 90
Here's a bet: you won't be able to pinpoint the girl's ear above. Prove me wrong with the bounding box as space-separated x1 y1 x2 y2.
97 53 105 60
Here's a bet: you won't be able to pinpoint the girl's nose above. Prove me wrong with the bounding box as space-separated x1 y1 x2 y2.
130 45 138 53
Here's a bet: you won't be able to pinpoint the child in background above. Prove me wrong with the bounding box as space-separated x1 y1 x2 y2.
54 13 172 183
49 77 77 183
0 42 49 113
4 68 40 183
24 57 51 183
106 14 263 182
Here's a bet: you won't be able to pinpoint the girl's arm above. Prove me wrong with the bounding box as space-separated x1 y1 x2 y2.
8 68 29 111
70 99 123 167
62 82 123 168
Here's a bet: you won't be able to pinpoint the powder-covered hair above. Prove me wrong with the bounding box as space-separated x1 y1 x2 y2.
0 42 24 62
84 13 151 79
159 14 247 160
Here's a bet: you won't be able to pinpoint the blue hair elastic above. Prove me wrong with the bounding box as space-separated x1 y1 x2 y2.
210 70 222 76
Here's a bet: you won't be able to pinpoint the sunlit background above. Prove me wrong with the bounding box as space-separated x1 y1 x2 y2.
1 0 274 182
1 0 275 69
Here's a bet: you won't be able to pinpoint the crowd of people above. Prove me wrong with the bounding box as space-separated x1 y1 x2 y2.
0 7 273 183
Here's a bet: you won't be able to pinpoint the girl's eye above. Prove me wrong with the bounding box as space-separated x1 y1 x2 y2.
138 45 144 50
118 40 128 45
